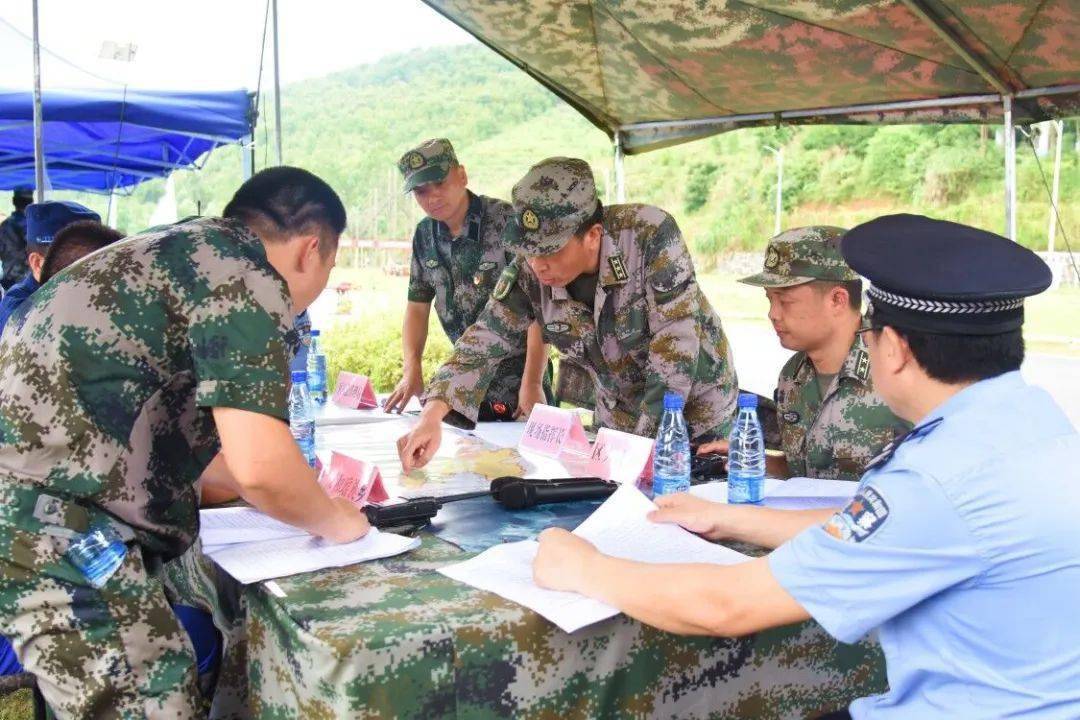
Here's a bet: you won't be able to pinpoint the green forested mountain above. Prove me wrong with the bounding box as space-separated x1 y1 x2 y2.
63 44 1077 259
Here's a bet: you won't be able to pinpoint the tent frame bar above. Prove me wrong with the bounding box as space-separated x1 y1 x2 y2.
899 0 1012 95
31 0 44 200
619 84 1078 133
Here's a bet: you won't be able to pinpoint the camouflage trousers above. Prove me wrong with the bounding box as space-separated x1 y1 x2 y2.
162 537 251 720
0 518 204 719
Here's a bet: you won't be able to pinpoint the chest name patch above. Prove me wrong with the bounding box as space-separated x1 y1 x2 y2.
823 486 890 543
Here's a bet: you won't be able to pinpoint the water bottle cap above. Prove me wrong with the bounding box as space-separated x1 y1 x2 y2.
310 329 320 337
737 392 757 409
662 392 684 410
291 370 307 383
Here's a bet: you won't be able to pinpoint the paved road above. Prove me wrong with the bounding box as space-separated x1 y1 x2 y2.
726 321 1080 429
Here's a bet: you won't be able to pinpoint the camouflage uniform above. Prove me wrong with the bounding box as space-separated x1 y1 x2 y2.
0 207 28 291
0 217 294 718
740 226 909 480
402 139 550 412
426 157 738 440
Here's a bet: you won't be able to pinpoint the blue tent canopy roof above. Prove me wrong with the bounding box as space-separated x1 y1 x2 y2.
0 87 253 193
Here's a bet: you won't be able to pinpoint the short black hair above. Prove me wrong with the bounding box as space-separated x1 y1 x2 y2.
812 279 863 312
40 220 124 283
889 326 1024 384
223 166 346 257
573 199 604 239
13 195 32 212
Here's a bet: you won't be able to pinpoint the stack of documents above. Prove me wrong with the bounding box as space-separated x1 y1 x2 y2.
690 477 858 510
199 507 419 585
439 485 750 633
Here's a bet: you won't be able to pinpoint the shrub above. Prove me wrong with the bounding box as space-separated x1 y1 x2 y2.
322 314 453 393
683 161 719 213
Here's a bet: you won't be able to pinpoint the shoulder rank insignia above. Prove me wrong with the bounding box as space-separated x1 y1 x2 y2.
492 263 519 301
607 254 629 282
855 350 871 382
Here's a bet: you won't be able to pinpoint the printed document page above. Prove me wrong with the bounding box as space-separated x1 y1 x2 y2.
204 528 420 585
439 484 749 633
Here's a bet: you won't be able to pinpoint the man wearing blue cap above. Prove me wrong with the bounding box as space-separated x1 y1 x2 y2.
0 200 100 333
532 214 1080 719
0 188 34 291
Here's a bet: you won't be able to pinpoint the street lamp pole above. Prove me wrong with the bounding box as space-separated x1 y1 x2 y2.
763 145 783 236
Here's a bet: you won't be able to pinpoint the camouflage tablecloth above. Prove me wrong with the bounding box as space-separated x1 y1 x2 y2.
243 534 885 720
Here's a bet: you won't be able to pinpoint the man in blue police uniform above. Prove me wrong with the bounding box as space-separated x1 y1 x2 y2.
533 213 1080 719
0 187 34 291
0 200 100 333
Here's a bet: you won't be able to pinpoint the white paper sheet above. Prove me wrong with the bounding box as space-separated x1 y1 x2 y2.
689 478 856 510
204 528 420 585
313 395 422 427
199 507 309 546
438 484 750 633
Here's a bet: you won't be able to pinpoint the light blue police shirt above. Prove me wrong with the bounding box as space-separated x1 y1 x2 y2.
769 370 1080 719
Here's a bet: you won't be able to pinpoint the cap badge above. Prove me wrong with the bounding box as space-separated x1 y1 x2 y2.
407 152 425 170
765 246 780 270
521 208 540 231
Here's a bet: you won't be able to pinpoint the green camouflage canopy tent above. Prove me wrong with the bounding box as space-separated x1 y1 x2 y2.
418 0 1080 236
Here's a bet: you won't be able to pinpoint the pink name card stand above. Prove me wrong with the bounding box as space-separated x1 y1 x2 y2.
518 405 591 459
331 371 378 409
587 427 655 486
319 450 389 506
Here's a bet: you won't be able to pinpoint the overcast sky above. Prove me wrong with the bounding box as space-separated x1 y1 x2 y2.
0 0 475 90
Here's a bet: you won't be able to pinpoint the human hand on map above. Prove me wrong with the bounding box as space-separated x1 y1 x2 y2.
515 382 546 419
533 527 599 593
385 368 424 413
397 414 443 472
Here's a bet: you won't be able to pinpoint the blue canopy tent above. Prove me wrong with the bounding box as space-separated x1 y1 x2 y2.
0 87 254 193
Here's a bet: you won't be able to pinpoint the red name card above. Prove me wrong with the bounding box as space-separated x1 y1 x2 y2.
331 371 378 409
518 404 591 457
587 427 655 485
318 450 388 506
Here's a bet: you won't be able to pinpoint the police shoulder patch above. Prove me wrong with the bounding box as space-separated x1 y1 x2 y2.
492 263 520 300
822 486 890 543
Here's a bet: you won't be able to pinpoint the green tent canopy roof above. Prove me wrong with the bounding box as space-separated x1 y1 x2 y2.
421 0 1080 153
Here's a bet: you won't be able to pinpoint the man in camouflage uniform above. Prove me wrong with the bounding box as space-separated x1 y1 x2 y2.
0 166 369 718
0 187 33 291
384 138 551 421
399 157 738 469
700 227 908 480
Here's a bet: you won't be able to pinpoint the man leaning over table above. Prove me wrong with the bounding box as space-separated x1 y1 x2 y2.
0 166 369 718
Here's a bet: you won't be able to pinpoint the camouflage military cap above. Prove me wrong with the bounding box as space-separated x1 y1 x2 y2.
503 157 600 257
398 138 459 193
739 226 858 287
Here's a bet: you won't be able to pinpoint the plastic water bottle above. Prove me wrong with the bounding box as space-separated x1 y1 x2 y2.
306 329 327 405
652 392 691 496
728 393 765 504
65 523 127 589
289 370 316 467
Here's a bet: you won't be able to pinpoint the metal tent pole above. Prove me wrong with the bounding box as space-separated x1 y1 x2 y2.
1003 96 1017 241
613 132 626 202
272 0 283 165
1048 120 1063 253
31 0 45 201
